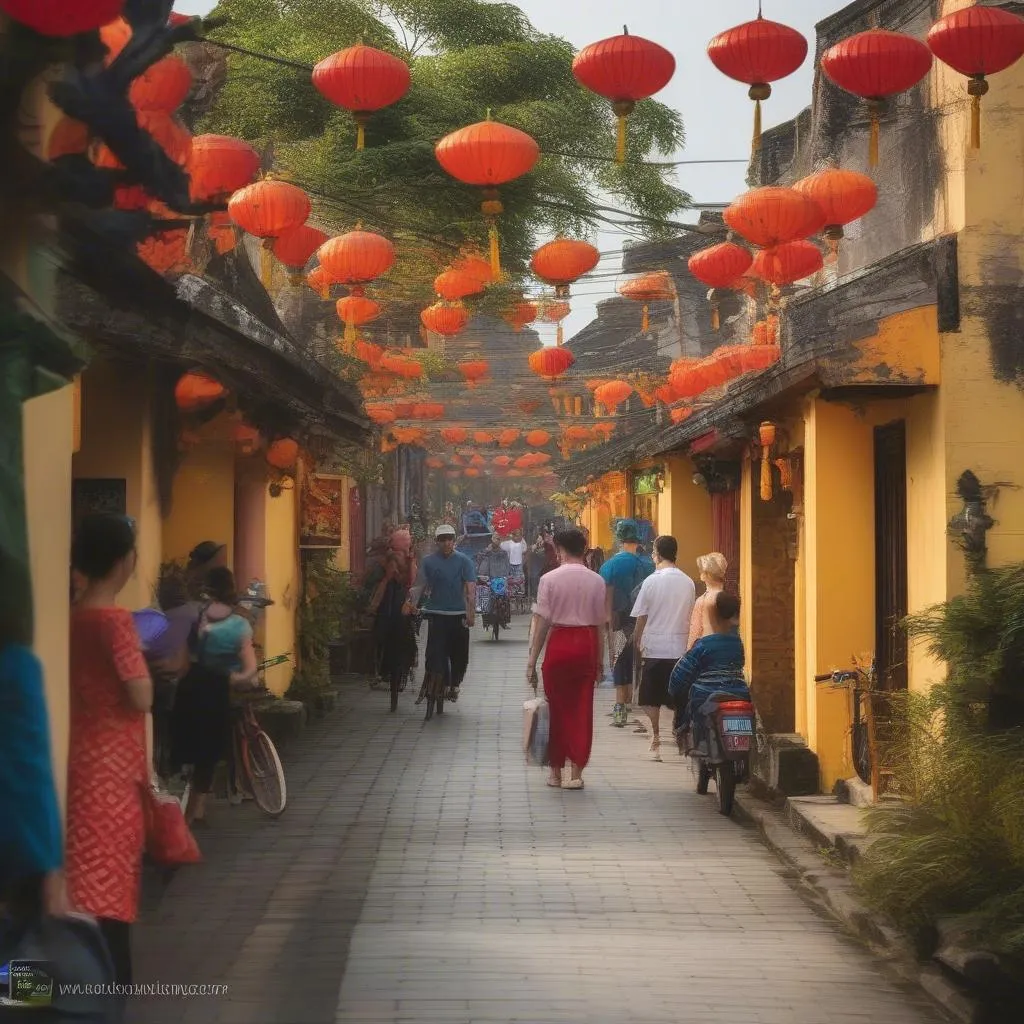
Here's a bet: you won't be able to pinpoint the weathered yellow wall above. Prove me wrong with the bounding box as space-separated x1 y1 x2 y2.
72 360 161 609
662 456 713 580
23 387 75 810
162 441 236 567
263 484 297 695
738 454 754 653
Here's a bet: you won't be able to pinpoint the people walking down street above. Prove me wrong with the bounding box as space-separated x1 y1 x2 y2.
526 528 607 789
476 533 511 615
170 567 257 826
66 513 153 989
630 536 696 761
407 524 476 703
669 591 746 753
582 527 605 572
501 528 529 605
599 520 655 727
390 527 418 588
368 554 415 702
688 552 728 650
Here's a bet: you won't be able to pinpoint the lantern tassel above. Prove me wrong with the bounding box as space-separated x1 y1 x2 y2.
711 304 720 332
641 304 649 333
259 243 273 289
970 92 981 150
760 453 772 502
356 121 366 151
488 222 501 279
752 99 762 154
556 323 564 346
868 107 880 168
344 321 356 346
615 112 627 164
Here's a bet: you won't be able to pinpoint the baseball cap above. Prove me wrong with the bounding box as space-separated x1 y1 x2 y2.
187 540 225 569
435 524 456 539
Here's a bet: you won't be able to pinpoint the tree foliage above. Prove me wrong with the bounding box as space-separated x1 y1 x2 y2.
201 0 688 305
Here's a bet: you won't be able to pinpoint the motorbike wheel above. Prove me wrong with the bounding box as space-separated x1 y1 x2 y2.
716 761 736 816
696 762 711 795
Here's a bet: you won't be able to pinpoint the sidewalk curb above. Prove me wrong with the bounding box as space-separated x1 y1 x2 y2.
734 790 980 1024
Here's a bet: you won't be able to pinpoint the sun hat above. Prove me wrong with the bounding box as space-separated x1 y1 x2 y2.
435 524 456 539
187 540 225 570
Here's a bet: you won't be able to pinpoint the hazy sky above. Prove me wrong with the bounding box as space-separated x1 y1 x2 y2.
175 0 840 339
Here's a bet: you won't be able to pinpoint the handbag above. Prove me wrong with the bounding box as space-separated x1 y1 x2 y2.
141 785 201 866
522 696 549 767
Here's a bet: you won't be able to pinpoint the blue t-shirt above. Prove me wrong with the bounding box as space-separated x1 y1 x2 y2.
196 614 252 673
419 550 476 615
668 632 746 700
599 550 655 615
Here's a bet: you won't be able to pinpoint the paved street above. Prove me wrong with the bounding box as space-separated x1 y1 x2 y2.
131 619 943 1024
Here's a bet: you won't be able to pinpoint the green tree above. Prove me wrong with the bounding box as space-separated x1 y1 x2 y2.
200 0 687 306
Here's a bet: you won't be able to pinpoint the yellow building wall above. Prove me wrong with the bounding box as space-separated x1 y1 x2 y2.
162 441 236 567
23 387 75 810
738 454 754 659
263 484 297 695
72 360 162 610
661 456 714 579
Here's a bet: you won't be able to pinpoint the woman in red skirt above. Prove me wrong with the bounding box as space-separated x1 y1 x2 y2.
526 528 607 789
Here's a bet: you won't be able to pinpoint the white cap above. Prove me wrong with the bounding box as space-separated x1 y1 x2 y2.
435 524 456 539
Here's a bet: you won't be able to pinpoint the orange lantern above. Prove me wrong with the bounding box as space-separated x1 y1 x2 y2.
451 252 494 285
793 169 877 256
687 241 754 329
435 117 540 277
435 268 486 301
529 347 575 381
752 240 823 286
441 427 468 445
618 271 674 332
741 343 781 374
752 315 780 347
473 431 494 445
392 427 425 445
531 239 600 297
188 135 261 202
411 402 445 421
273 225 328 280
654 383 676 406
458 360 490 387
174 371 225 411
266 438 299 471
493 455 512 467
336 295 382 344
594 380 633 414
312 44 411 150
207 211 236 256
723 186 826 249
498 429 520 447
129 55 191 113
228 180 311 286
669 358 714 400
391 401 415 419
379 352 423 379
317 228 395 288
464 467 481 478
421 302 469 336
758 421 777 501
670 406 694 425
525 430 551 447
137 228 188 275
354 339 384 368
307 266 331 299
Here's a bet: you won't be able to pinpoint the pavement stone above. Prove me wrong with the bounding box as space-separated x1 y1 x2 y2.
128 618 944 1024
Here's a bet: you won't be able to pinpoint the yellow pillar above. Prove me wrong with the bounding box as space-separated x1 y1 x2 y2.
662 456 713 578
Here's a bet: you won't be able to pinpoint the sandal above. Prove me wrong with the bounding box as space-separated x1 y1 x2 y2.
546 776 561 788
564 778 584 790
445 686 460 702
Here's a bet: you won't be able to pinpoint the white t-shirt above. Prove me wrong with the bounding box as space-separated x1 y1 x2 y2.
630 566 696 660
501 539 528 566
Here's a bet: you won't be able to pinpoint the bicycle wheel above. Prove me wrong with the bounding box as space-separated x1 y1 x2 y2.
244 730 287 816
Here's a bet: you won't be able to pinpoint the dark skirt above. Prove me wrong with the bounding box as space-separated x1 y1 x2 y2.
169 663 230 790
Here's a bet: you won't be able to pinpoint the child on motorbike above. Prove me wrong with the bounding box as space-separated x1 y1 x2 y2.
668 591 748 753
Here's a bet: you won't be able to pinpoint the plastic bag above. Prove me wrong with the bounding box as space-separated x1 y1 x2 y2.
141 786 201 865
523 696 549 767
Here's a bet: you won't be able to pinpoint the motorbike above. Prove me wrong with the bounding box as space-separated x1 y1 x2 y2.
681 688 756 816
478 575 511 641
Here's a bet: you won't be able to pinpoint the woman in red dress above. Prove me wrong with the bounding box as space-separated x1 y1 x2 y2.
67 514 153 989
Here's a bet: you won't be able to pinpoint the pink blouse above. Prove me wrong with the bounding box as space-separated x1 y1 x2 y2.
533 563 607 627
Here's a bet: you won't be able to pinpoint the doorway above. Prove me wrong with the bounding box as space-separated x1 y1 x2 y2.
874 421 908 691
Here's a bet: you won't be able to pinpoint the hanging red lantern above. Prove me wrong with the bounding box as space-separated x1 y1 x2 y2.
392 427 426 446
2 0 124 36
497 429 520 447
228 180 310 238
504 300 539 332
752 239 823 286
493 455 512 468
458 360 490 387
618 270 674 333
821 30 933 166
531 239 600 297
525 430 551 447
528 346 575 381
441 427 468 445
129 55 191 113
928 7 1024 150
435 268 485 301
451 252 494 286
435 117 540 278
188 135 261 202
792 169 877 255
670 406 694 425
174 371 225 411
426 456 446 470
266 438 299 471
312 44 411 150
723 186 826 249
752 314 780 347
316 228 396 287
573 26 676 163
464 467 481 478
669 358 714 400
411 403 446 421
207 211 236 256
707 12 808 153
421 302 469 336
273 224 329 281
95 111 192 169
354 339 384 369
137 228 189 275
687 241 753 329
336 295 382 338
741 343 781 373
379 352 422 380
233 422 262 456
594 380 633 414
306 266 331 299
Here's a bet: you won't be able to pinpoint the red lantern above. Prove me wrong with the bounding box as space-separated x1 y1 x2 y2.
273 225 328 278
2 0 124 36
366 405 394 425
379 353 422 380
95 111 192 169
504 300 538 332
306 266 331 299
426 456 446 470
129 55 191 113
233 422 262 456
312 44 411 150
435 118 540 277
670 406 694 425
594 380 633 414
669 358 714 400
354 340 384 368
723 186 825 249
188 135 261 202
336 295 382 340
752 240 823 286
707 14 808 153
435 269 485 301
753 315 780 347
207 211 235 256
137 228 188 275
525 430 551 447
493 455 512 468
573 27 676 162
531 239 600 297
821 30 933 166
441 427 468 445
793 169 877 254
317 229 395 286
464 467 481 478
741 343 781 373
421 302 469 336
654 383 676 406
451 252 493 285
458 360 490 387
228 180 310 238
266 438 299 471
688 241 753 329
411 403 445 421
528 346 575 381
473 431 494 446
928 7 1024 150
174 372 225 411
618 270 674 333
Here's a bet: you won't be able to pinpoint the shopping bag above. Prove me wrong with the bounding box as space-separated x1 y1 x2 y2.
141 785 201 865
523 696 549 767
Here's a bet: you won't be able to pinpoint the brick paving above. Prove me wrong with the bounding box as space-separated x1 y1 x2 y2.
130 620 944 1024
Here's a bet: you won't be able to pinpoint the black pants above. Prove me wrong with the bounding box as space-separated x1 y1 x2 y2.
424 615 469 687
98 918 132 987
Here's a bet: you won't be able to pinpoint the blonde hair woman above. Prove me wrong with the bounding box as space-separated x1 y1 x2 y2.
687 552 728 650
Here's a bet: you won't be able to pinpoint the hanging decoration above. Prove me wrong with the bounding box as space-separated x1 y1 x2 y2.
434 269 486 301
458 360 490 387
2 0 125 36
317 227 395 340
441 427 468 445
707 9 808 154
207 211 236 256
435 115 540 277
266 438 300 472
758 421 776 501
354 339 384 368
573 26 676 163
233 422 262 456
498 429 520 447
525 430 551 447
306 266 331 299
379 352 423 379
927 6 1024 150
504 300 539 332
618 270 675 332
312 44 411 150
531 239 600 297
421 302 470 336
336 295 381 343
820 29 932 167
537 298 572 346
792 168 877 257
188 135 261 202
174 372 225 411
411 403 446 421
426 457 446 470
752 239 823 287
670 406 694 425
594 380 633 415
687 241 753 329
753 314 780 346
723 186 825 249
228 180 311 286
138 228 189 275
528 346 575 382
451 252 494 286
273 225 329 283
129 55 191 113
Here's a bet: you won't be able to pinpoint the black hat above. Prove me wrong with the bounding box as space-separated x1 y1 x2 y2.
187 541 225 570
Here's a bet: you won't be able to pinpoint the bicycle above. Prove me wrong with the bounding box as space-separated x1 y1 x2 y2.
231 679 287 816
814 657 876 788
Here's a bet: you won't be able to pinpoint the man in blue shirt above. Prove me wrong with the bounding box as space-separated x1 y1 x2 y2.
600 520 655 727
407 524 476 705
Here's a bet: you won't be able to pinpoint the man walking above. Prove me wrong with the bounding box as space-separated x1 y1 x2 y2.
599 520 655 727
631 535 696 760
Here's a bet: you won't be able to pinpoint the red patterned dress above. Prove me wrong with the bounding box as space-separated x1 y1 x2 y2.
66 607 149 923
